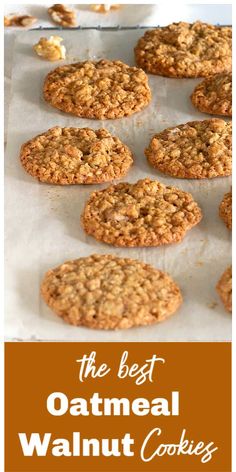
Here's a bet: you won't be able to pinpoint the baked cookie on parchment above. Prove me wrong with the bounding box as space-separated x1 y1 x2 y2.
145 118 232 179
134 22 232 77
20 127 133 184
81 178 202 247
41 254 183 329
216 266 232 313
43 59 151 119
219 190 232 230
191 73 232 116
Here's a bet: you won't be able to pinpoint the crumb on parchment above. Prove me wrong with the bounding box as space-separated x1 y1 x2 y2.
208 301 218 309
195 260 204 267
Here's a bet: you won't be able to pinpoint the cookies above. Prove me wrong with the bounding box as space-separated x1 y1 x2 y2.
41 254 183 329
191 73 232 116
43 59 151 119
20 127 133 184
134 22 232 77
145 119 232 179
81 178 202 247
219 190 232 230
216 266 232 313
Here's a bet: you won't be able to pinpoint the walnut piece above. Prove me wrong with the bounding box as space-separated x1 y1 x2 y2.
48 4 77 27
91 4 120 13
4 16 11 26
4 14 37 27
33 36 66 61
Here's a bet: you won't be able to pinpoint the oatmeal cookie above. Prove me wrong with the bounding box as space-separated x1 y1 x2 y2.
41 254 183 329
81 179 202 247
216 266 232 313
43 59 151 119
219 190 232 230
145 119 232 179
191 73 232 116
20 127 133 184
135 22 232 77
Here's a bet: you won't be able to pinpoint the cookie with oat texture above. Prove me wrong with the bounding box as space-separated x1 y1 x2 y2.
216 266 232 313
81 178 202 247
219 190 232 230
20 127 133 184
191 73 232 116
41 254 183 329
145 119 232 179
134 22 232 77
43 59 151 119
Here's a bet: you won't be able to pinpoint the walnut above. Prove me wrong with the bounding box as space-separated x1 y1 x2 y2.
48 4 77 27
4 16 11 26
4 14 37 27
91 4 120 13
33 36 66 62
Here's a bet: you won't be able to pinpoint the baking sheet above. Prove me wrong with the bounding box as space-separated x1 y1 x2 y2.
5 29 232 341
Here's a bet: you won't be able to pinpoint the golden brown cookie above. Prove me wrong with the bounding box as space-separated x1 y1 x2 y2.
191 73 232 116
145 119 232 179
20 127 133 184
43 59 151 119
216 266 232 313
219 190 232 230
81 179 202 247
41 254 183 329
135 22 232 77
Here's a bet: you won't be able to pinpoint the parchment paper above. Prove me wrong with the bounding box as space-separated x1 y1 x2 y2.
5 29 232 341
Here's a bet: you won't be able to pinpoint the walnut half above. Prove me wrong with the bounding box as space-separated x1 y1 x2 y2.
4 14 37 27
33 36 66 61
48 4 77 27
91 4 121 13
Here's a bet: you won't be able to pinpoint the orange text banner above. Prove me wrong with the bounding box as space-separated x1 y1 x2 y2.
5 342 231 472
